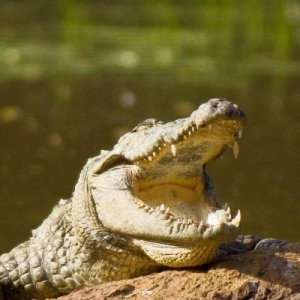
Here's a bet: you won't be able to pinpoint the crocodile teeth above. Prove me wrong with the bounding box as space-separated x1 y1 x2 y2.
226 206 231 215
153 151 157 157
233 141 239 159
206 208 235 226
170 144 177 156
164 207 170 216
231 210 241 227
209 124 212 130
148 156 153 161
160 204 165 211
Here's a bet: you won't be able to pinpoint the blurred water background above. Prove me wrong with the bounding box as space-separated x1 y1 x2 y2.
0 1 300 253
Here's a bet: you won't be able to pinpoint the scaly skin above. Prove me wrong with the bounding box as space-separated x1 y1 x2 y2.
0 99 245 299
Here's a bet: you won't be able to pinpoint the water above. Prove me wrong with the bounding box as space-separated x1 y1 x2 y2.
0 1 300 253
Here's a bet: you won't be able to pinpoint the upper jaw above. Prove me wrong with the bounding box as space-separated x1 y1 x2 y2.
92 98 245 175
115 98 245 164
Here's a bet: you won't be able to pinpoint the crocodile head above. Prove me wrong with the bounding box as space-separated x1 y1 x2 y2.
90 98 245 267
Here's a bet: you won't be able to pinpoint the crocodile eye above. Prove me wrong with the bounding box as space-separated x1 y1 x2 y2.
131 118 164 132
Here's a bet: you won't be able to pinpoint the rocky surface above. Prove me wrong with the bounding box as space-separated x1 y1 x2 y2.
52 243 300 300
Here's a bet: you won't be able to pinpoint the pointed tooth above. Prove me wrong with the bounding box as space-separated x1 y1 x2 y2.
164 207 170 216
183 135 187 140
170 144 177 156
148 156 152 161
153 151 157 157
160 204 165 211
231 210 241 227
155 206 160 211
238 129 243 138
233 141 239 159
188 131 192 135
192 126 196 132
223 202 228 210
226 206 231 215
158 147 162 151
209 124 212 130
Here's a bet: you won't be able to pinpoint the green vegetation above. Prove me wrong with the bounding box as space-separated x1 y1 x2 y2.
0 0 299 88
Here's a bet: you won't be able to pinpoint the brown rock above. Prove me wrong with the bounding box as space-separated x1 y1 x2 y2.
52 243 300 300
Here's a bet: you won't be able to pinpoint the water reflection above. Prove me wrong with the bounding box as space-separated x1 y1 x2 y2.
0 1 300 253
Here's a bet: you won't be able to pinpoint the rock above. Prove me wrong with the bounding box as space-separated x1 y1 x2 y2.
52 243 300 300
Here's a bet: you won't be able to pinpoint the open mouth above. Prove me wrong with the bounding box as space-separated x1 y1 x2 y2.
132 117 242 234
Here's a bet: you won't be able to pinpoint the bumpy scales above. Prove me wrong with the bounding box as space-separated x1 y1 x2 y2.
0 99 245 299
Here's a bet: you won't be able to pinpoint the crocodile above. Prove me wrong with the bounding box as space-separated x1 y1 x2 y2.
0 98 245 299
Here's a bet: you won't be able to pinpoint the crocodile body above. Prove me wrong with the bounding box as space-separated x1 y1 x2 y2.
0 99 245 299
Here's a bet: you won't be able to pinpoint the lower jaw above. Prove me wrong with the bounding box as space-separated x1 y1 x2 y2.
133 239 220 267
